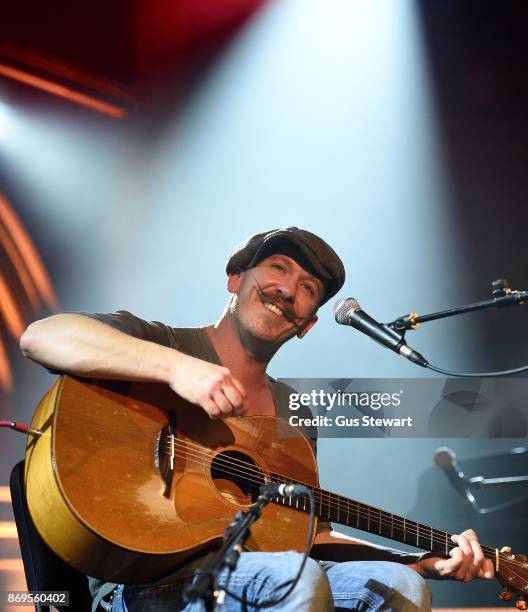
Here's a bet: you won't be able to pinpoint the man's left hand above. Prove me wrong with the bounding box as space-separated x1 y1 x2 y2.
416 529 495 581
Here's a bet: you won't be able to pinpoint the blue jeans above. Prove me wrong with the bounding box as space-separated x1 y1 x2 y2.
107 552 431 611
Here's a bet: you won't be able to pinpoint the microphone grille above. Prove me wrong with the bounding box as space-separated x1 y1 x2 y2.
333 297 361 324
433 447 456 469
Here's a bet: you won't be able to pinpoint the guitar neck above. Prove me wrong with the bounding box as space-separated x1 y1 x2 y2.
269 474 497 561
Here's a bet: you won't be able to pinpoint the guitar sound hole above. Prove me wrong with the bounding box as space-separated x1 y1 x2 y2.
210 451 265 505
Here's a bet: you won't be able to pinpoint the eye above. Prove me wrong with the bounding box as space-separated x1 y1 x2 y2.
301 282 316 296
271 263 285 272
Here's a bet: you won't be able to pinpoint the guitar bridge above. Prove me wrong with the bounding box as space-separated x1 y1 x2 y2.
156 413 177 498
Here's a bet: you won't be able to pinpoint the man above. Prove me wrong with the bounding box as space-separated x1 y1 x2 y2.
20 227 494 611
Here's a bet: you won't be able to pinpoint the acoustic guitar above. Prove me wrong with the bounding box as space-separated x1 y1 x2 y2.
24 375 528 605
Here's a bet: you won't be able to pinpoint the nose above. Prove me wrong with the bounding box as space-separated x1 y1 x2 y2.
275 276 297 303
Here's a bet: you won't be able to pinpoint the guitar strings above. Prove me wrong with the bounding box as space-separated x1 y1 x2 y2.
165 440 525 578
165 436 451 537
164 436 477 548
164 441 528 581
159 417 525 565
164 440 528 578
163 437 512 565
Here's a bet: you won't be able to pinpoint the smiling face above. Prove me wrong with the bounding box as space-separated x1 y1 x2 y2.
227 253 324 351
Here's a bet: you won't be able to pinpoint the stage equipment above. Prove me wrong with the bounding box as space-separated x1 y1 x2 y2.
335 279 528 377
435 447 528 514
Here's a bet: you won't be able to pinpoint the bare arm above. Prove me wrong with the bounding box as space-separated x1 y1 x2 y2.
20 314 246 418
21 314 180 381
312 529 425 564
312 528 494 581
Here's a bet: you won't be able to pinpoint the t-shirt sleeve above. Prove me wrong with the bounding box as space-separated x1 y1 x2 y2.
81 310 177 348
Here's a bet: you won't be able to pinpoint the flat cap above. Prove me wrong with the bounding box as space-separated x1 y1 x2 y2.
226 227 345 305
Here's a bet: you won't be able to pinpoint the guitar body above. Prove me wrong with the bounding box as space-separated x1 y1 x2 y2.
24 375 319 583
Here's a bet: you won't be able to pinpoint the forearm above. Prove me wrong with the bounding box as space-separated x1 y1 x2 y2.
311 529 425 569
20 314 179 383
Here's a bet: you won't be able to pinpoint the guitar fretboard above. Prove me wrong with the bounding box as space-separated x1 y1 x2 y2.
267 472 497 561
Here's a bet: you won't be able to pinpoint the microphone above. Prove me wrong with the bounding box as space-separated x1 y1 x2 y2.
434 447 471 503
333 298 428 367
259 483 309 498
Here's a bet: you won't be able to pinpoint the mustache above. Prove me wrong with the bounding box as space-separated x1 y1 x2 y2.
255 282 300 327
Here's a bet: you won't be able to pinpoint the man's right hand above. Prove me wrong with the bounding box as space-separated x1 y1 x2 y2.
169 353 247 419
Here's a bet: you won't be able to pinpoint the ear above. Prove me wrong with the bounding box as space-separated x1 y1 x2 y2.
297 313 318 339
227 270 243 294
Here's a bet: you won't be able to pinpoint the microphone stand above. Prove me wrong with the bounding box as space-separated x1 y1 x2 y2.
436 447 528 514
388 278 527 333
184 494 271 611
461 474 528 514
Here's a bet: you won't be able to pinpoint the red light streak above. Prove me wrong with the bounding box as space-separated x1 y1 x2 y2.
0 63 126 118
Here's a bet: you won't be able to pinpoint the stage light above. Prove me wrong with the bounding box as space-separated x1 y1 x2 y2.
0 194 58 393
0 63 126 118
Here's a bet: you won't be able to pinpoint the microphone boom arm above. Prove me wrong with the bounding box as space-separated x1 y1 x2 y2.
388 279 527 332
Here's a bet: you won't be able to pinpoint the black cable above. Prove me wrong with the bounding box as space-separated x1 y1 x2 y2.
426 362 528 378
222 489 316 609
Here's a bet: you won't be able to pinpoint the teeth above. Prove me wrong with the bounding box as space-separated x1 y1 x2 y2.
264 303 282 316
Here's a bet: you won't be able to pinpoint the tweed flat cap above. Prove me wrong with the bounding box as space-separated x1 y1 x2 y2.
226 227 345 304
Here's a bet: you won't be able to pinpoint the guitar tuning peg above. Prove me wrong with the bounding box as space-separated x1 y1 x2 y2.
501 546 513 554
516 599 527 610
500 589 514 601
